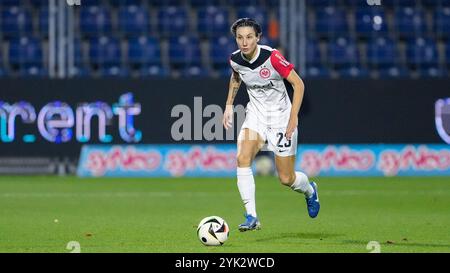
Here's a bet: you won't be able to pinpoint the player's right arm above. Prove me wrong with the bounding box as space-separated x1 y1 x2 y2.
223 69 242 130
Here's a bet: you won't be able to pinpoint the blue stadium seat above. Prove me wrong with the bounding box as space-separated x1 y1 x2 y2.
0 67 5 77
327 37 359 68
210 36 237 68
265 0 279 7
2 0 446 80
0 0 23 6
445 41 450 66
237 6 268 31
394 7 427 38
8 37 43 68
157 6 189 37
423 0 450 7
406 37 439 67
307 0 338 7
1 7 33 38
218 67 232 78
383 0 417 7
355 7 388 38
377 66 410 78
366 37 397 67
304 66 331 78
78 0 102 5
169 35 202 67
0 51 4 76
197 6 229 37
418 67 449 77
99 66 130 77
118 5 150 36
111 0 142 6
180 66 210 78
315 6 348 38
229 0 261 6
68 66 91 78
434 7 450 39
342 0 367 6
80 6 112 38
139 65 170 77
38 8 48 37
89 36 122 67
29 37 82 66
306 39 322 66
150 0 183 6
127 36 161 67
29 0 48 6
19 65 47 77
337 66 370 78
259 36 275 48
71 39 84 66
190 0 222 7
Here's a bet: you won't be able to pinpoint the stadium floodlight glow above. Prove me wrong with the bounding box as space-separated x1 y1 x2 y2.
435 98 450 145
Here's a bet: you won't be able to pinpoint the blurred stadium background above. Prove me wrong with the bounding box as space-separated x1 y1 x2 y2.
0 0 449 253
1 0 450 78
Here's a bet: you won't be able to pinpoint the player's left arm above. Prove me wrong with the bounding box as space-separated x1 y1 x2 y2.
285 69 305 141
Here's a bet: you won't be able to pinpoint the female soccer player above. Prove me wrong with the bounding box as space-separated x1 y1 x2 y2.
223 18 320 231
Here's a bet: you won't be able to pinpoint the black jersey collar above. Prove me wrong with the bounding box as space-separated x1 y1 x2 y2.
241 45 261 64
231 45 271 70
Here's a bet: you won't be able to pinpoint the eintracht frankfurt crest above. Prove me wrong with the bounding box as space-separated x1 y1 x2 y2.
259 68 271 79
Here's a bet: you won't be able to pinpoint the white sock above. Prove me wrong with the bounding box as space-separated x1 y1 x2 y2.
237 167 257 217
290 171 314 198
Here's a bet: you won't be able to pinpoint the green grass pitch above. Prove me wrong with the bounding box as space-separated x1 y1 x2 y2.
0 176 449 253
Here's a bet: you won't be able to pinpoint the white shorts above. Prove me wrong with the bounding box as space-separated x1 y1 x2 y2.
238 110 298 157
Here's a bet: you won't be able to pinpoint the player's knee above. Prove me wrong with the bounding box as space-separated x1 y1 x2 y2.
237 154 252 167
278 173 295 186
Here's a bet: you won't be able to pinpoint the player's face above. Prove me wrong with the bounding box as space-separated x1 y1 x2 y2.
235 26 259 58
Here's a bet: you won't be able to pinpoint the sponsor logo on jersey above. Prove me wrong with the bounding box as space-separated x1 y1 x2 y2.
250 81 274 90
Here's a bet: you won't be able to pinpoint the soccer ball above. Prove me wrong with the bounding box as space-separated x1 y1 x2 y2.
254 155 274 176
197 216 229 246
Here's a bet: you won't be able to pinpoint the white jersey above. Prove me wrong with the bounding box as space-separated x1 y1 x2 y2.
229 45 295 128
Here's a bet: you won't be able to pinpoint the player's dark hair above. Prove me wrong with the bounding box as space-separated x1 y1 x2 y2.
230 18 262 38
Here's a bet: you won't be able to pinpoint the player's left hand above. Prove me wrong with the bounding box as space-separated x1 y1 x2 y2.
286 116 298 140
223 104 234 130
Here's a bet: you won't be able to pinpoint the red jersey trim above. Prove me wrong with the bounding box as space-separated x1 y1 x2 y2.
270 50 294 78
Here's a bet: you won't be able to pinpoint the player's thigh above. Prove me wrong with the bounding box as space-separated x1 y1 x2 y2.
274 155 297 185
237 128 265 167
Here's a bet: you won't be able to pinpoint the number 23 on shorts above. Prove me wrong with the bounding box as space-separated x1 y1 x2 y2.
276 132 292 148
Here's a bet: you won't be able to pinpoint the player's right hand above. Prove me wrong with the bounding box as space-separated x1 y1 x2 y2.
223 105 233 130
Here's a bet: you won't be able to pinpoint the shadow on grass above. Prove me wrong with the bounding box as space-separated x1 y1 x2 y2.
256 232 343 242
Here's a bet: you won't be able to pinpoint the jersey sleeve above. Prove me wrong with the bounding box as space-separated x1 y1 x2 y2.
270 50 294 78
